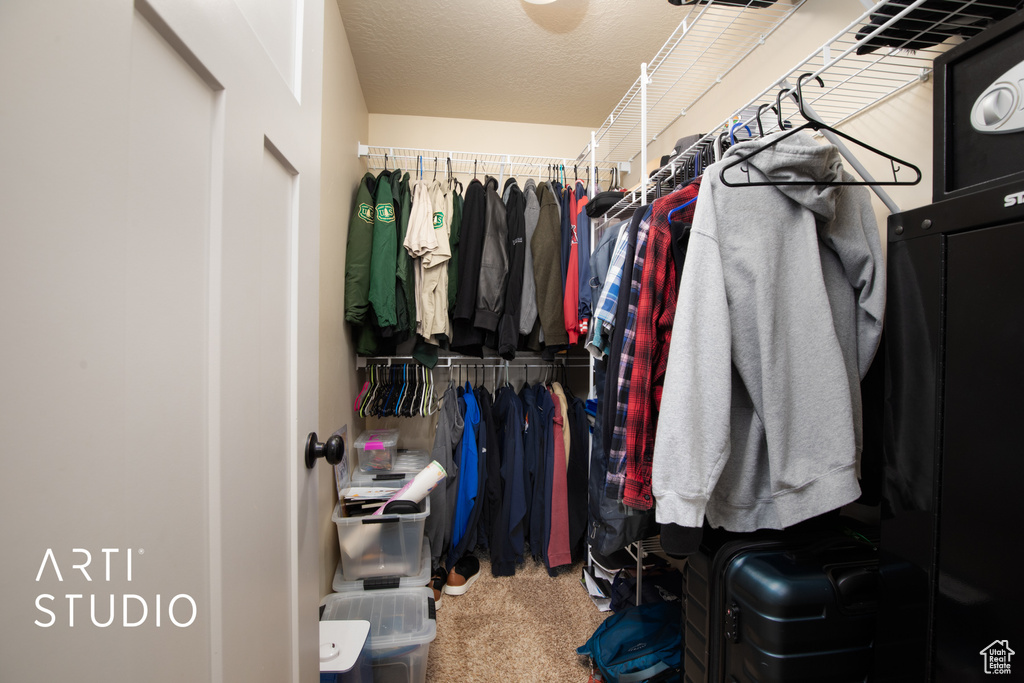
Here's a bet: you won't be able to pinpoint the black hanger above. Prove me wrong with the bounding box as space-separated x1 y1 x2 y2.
574 165 578 182
474 159 478 180
433 157 438 181
755 103 777 138
720 73 922 188
384 153 389 171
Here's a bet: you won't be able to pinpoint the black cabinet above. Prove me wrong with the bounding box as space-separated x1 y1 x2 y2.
877 184 1024 681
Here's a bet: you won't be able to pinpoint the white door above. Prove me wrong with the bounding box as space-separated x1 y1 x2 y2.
0 0 323 680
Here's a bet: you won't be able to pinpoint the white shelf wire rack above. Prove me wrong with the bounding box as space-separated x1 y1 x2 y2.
604 0 1012 220
576 0 806 168
358 143 625 185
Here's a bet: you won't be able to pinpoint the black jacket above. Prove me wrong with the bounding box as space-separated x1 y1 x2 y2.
451 179 486 356
475 177 508 333
498 180 526 358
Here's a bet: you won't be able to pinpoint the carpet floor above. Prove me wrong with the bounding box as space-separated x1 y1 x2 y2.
426 556 608 682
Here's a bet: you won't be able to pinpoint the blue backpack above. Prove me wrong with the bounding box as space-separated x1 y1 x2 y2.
577 600 683 683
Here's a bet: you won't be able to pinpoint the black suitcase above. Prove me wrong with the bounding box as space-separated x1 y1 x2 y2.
683 524 880 683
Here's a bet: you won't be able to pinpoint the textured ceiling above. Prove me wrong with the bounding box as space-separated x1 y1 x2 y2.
336 0 685 127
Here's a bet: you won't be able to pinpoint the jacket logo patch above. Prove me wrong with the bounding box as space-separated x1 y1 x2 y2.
358 203 373 223
433 212 444 229
376 204 395 223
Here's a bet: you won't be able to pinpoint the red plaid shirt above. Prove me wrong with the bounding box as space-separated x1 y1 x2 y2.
624 178 701 510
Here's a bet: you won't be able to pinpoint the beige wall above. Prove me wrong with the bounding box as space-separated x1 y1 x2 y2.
318 1 369 599
623 0 933 233
368 113 594 185
369 113 592 160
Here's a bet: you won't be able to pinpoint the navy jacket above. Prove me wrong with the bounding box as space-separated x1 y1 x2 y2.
491 385 527 575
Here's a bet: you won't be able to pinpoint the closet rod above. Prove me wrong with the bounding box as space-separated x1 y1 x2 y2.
358 143 625 173
356 356 592 369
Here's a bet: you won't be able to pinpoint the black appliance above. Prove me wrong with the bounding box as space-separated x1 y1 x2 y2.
876 179 1024 681
933 10 1024 202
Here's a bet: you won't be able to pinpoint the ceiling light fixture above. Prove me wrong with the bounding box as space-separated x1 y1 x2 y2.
523 0 558 4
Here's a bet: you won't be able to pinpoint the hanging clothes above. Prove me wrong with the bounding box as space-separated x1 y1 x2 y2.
403 179 438 336
575 181 592 339
451 179 487 356
605 211 652 501
652 131 885 533
368 170 398 331
561 184 580 345
420 179 452 341
498 178 526 359
491 384 527 576
623 178 702 511
519 179 541 339
545 384 572 571
475 176 509 335
344 172 377 327
566 392 590 563
448 179 463 316
520 381 545 560
395 171 416 342
532 183 568 348
427 382 463 570
449 382 480 568
584 220 627 359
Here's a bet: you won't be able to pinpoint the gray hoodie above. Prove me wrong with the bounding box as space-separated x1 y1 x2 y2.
651 130 884 533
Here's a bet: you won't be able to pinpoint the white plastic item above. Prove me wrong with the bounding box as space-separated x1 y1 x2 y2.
321 587 437 683
319 620 371 683
370 460 445 516
333 537 431 593
354 429 400 472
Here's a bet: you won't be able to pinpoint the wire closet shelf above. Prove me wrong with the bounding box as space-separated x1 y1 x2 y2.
358 144 624 184
603 0 1003 220
576 0 807 169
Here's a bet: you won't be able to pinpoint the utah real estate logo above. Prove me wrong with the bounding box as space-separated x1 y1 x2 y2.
980 640 1014 675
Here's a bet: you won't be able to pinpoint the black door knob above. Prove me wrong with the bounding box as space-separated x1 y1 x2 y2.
304 432 344 469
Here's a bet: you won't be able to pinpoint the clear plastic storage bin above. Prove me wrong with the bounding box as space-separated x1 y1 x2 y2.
350 450 429 488
321 587 437 683
333 537 430 593
354 429 400 472
332 496 428 582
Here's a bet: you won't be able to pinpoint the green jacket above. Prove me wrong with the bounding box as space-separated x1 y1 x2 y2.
344 172 377 324
368 170 397 329
532 182 568 346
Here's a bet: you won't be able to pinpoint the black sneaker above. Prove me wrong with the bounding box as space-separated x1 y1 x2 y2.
443 555 480 596
430 567 447 609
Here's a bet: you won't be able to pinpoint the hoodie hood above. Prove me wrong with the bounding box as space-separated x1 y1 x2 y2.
722 130 844 224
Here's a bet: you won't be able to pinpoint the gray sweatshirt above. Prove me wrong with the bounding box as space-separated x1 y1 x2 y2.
519 179 540 335
651 130 884 533
427 383 464 569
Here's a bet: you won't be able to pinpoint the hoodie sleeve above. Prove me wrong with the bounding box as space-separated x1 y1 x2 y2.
651 193 733 529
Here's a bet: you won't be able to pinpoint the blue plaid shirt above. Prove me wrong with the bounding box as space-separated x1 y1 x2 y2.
605 214 651 501
585 222 630 359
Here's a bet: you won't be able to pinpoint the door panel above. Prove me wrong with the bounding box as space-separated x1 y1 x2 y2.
234 0 300 94
0 0 324 679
